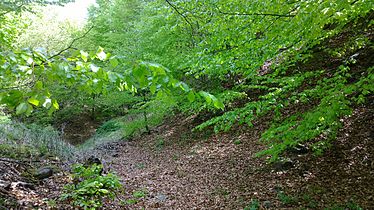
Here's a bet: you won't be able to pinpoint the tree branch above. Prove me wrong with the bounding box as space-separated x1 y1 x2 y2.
0 3 25 16
48 25 94 60
217 7 295 18
165 0 195 41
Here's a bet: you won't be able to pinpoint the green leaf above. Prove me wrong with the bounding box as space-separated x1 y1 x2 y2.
187 91 195 102
25 104 33 116
28 98 40 106
35 81 43 90
52 99 59 110
169 78 179 87
150 84 157 94
132 66 148 87
16 102 28 115
96 47 107 61
80 50 89 62
90 64 100 73
99 189 109 194
176 82 190 92
110 58 119 68
26 57 34 65
213 99 225 110
133 65 147 79
42 98 52 109
108 72 118 82
145 62 166 75
199 91 212 104
126 199 138 205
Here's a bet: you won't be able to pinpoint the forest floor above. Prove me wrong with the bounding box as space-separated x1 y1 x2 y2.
2 11 373 210
1 99 373 209
89 98 373 209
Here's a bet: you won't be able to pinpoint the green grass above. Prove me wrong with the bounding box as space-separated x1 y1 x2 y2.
133 190 147 198
0 144 39 159
277 191 298 206
0 121 76 159
135 163 145 169
122 199 138 205
80 98 174 150
244 199 260 210
155 136 165 150
234 139 242 145
326 201 363 210
96 120 122 135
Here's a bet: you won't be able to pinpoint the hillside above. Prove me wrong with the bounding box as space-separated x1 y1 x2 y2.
1 1 373 209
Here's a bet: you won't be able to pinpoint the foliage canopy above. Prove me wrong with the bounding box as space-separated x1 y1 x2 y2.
1 0 373 161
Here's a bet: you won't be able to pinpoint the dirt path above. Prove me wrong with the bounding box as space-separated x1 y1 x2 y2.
92 104 373 209
94 121 279 209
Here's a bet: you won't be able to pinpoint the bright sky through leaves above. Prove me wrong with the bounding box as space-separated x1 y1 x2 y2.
53 0 95 25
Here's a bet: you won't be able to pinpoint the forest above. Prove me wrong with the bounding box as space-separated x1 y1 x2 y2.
0 0 373 209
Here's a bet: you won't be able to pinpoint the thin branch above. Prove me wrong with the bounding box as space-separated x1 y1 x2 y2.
48 26 94 60
165 0 195 42
217 7 295 18
0 3 25 16
220 12 295 18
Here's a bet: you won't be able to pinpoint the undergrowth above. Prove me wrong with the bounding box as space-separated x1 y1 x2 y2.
194 14 374 161
0 117 76 159
60 164 121 209
80 98 174 149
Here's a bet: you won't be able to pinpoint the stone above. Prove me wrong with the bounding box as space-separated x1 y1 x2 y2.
34 166 54 179
273 159 294 171
289 144 309 155
263 200 272 208
155 194 167 202
85 156 102 166
12 181 35 190
0 180 11 191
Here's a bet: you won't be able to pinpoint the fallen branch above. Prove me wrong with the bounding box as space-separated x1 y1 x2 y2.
0 158 32 166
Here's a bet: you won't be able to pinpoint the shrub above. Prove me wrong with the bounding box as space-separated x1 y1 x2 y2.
60 164 122 209
96 120 122 135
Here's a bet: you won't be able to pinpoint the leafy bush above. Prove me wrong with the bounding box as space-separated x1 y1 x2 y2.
197 58 373 162
177 90 246 115
60 164 122 209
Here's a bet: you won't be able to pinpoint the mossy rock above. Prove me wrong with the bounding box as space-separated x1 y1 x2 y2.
31 165 60 180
